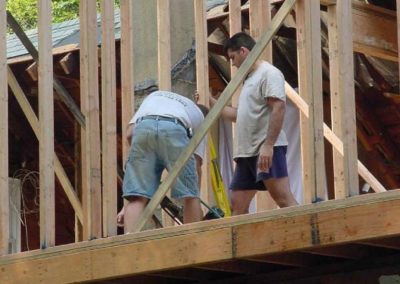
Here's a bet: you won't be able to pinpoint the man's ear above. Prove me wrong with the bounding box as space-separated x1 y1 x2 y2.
240 46 250 55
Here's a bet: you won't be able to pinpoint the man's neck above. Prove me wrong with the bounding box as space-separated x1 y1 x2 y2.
247 60 263 76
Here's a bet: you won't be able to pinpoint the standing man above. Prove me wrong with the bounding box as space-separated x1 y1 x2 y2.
122 90 206 233
210 32 298 215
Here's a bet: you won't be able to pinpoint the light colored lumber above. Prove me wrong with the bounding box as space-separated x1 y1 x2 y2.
25 62 38 81
234 191 400 258
101 0 117 237
249 0 272 62
0 228 232 283
59 52 76 75
250 0 275 212
2 189 400 283
7 67 84 221
296 0 326 203
80 0 102 240
133 0 297 232
1 189 399 264
195 0 212 205
0 0 9 256
229 0 241 107
157 0 171 91
38 0 55 248
327 5 344 198
120 0 135 162
285 83 386 193
328 3 359 198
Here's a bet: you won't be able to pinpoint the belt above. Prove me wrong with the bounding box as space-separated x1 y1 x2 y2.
137 115 187 130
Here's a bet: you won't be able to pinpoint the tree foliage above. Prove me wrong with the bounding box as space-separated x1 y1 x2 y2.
7 0 120 32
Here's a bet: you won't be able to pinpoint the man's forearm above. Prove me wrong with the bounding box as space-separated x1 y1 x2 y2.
210 96 237 122
264 101 285 146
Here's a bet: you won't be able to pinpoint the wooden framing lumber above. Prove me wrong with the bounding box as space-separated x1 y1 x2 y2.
38 0 55 248
101 0 117 237
284 83 386 193
249 0 272 62
6 12 85 127
328 2 359 198
0 0 9 256
25 62 38 81
133 0 296 232
352 1 397 62
296 0 326 203
228 0 241 107
7 68 84 221
80 0 102 240
157 0 171 91
59 52 76 75
2 189 400 283
120 0 135 162
195 0 212 206
249 0 276 212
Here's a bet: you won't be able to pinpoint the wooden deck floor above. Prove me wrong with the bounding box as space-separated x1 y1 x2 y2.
1 189 400 283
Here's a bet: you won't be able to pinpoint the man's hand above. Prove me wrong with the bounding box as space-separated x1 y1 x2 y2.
258 143 274 172
117 208 124 227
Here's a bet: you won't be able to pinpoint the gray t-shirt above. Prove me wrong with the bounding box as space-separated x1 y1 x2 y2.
234 61 288 159
130 91 206 160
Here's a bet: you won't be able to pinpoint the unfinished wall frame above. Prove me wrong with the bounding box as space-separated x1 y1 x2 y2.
1 2 399 276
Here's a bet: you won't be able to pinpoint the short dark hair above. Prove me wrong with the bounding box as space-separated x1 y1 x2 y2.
223 32 256 54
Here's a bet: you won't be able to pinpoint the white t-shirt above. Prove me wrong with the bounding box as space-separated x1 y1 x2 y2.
234 61 288 159
130 91 206 159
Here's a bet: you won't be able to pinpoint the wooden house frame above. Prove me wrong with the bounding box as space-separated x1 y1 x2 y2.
0 0 400 282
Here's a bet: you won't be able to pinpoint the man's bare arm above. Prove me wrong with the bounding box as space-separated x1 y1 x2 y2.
258 97 285 171
209 96 237 122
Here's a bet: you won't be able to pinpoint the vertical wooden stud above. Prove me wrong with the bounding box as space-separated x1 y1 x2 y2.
0 0 9 255
38 0 55 248
296 0 326 203
157 0 171 91
80 0 102 240
101 0 117 237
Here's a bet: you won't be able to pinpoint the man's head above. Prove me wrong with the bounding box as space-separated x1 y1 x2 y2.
223 32 256 68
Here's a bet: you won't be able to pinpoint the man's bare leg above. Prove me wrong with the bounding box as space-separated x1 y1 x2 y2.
264 177 298 208
183 197 202 223
124 196 148 233
230 189 257 215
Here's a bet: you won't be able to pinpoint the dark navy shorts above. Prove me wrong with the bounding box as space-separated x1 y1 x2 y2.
229 146 288 191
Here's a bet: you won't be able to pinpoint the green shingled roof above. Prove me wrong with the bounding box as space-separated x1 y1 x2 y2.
6 0 228 60
6 10 121 60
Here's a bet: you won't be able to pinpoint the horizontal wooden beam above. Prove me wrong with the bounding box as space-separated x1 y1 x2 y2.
1 189 400 282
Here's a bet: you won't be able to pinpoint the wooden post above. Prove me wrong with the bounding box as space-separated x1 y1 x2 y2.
249 0 276 212
296 0 326 203
120 0 135 163
157 0 171 91
101 0 117 237
195 0 212 208
0 0 9 255
249 0 272 61
133 0 296 232
328 2 359 197
229 0 241 107
38 0 55 248
80 0 102 240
